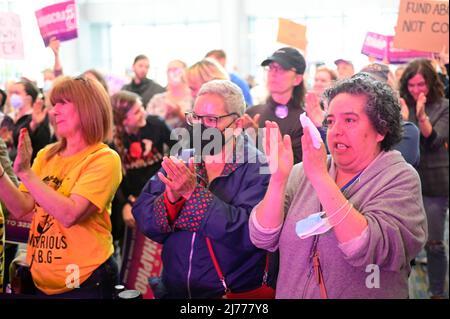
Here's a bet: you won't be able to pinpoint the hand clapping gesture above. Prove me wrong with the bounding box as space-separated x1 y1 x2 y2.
241 113 260 130
301 127 328 185
264 121 293 182
158 156 197 202
399 98 410 121
13 128 33 177
305 92 325 127
30 98 48 132
416 92 427 121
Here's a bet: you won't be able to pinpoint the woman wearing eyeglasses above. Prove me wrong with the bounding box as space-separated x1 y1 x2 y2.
132 80 274 299
399 59 449 299
0 76 122 298
245 47 311 164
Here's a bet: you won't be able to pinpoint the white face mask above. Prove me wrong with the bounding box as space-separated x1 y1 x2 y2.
10 94 24 110
295 212 332 239
295 203 353 239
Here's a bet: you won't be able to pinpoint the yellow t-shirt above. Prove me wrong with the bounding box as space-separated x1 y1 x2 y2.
19 142 122 295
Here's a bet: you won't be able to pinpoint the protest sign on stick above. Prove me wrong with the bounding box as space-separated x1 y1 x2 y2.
35 0 78 47
393 0 449 53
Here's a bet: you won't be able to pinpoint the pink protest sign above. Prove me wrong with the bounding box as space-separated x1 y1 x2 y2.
361 32 389 61
386 36 433 64
0 12 25 60
35 0 78 47
120 227 163 299
361 31 432 64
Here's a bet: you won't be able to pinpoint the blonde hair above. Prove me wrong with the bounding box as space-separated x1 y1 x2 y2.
186 58 229 85
46 76 112 160
315 66 338 81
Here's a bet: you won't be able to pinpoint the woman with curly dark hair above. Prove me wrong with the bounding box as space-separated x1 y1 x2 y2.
250 74 427 298
399 58 449 299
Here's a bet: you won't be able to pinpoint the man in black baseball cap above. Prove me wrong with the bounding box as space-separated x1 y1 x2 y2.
261 47 306 75
245 47 321 164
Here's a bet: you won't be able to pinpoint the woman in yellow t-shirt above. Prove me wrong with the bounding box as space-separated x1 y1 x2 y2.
0 76 122 298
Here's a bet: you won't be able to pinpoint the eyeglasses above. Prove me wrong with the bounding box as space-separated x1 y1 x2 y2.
185 112 238 128
264 64 294 74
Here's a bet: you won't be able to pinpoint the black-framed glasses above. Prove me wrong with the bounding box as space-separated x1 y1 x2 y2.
185 112 239 128
264 63 295 74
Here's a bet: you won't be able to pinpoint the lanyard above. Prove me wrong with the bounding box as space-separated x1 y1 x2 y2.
310 171 362 298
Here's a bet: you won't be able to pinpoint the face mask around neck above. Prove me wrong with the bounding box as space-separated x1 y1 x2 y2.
295 201 353 239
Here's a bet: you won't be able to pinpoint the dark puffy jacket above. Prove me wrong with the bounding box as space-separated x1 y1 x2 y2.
132 136 272 298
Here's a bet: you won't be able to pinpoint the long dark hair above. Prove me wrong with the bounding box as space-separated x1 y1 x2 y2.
265 76 306 109
292 81 306 109
399 59 445 106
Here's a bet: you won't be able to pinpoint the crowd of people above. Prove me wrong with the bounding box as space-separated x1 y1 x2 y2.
0 40 448 299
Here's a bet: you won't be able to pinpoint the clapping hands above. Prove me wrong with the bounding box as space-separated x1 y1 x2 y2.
158 156 197 202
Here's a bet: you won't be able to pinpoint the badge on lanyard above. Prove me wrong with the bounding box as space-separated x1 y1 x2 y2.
275 105 289 119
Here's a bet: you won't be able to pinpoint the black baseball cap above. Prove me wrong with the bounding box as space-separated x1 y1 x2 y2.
261 47 306 74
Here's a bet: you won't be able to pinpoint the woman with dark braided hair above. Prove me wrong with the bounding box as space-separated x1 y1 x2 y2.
110 91 174 235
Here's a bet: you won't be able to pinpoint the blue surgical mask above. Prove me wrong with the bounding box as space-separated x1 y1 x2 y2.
295 202 353 239
10 94 24 110
295 212 332 239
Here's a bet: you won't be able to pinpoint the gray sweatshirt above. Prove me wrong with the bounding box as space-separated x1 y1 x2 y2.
249 151 427 298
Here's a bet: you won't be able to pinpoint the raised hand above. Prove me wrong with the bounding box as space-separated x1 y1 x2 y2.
0 127 13 145
241 113 260 130
399 97 410 121
158 156 197 202
264 121 293 182
305 92 325 127
49 36 60 56
301 126 328 185
13 128 33 176
30 98 48 132
416 92 427 120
